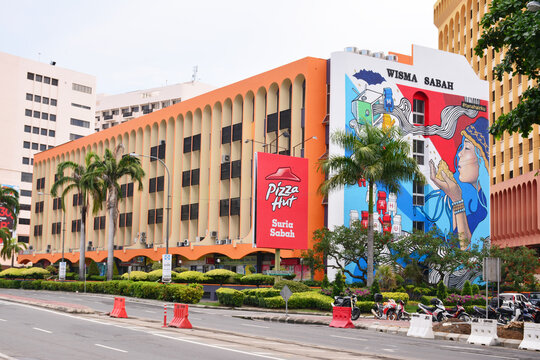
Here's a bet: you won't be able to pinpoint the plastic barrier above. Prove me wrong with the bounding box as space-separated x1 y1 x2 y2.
519 322 540 351
109 297 128 318
168 304 192 329
467 319 498 346
329 306 355 328
406 313 434 339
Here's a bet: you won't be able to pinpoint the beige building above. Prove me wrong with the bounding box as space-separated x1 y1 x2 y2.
95 82 215 132
0 51 96 245
434 0 540 250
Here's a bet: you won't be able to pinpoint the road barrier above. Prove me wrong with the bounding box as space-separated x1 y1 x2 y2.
467 319 498 346
519 322 540 351
406 313 434 339
168 304 192 329
329 306 355 328
109 297 128 318
162 303 168 328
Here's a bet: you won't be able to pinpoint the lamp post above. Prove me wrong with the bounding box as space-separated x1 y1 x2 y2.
268 131 290 154
38 191 66 278
292 136 318 157
129 152 171 254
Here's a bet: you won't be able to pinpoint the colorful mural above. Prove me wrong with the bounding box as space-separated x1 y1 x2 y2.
329 47 489 287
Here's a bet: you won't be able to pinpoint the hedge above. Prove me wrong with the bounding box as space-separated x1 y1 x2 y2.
288 292 333 311
120 271 148 281
216 288 244 307
273 280 311 293
174 271 209 284
357 301 376 313
242 288 281 307
445 293 486 306
146 269 179 282
0 267 51 279
205 269 241 285
381 292 409 304
240 274 274 286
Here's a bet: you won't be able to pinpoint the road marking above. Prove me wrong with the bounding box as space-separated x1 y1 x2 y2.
330 335 367 341
144 310 155 313
0 319 7 322
241 323 269 329
33 327 52 334
153 333 285 360
95 344 127 353
383 348 395 352
189 317 202 320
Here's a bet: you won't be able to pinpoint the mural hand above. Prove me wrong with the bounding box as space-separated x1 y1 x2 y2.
441 170 462 202
429 160 445 190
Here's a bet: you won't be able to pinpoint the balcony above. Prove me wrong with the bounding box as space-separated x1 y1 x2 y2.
122 111 133 117
143 108 153 114
103 115 113 120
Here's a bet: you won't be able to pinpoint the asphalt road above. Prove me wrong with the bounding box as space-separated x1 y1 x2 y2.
0 289 538 360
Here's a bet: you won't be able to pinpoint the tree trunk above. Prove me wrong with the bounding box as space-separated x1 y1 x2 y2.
106 187 118 281
367 181 375 287
79 206 86 281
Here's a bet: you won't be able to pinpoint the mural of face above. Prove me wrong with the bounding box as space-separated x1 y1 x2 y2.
457 139 479 185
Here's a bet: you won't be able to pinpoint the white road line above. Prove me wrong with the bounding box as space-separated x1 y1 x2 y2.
33 327 52 334
144 310 155 313
153 333 285 360
330 335 367 341
95 344 128 353
240 323 269 329
189 317 202 320
0 319 7 322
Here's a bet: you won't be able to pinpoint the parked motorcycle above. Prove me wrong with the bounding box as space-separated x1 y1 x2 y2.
472 305 499 320
371 294 409 320
445 301 472 322
417 298 448 322
332 294 361 321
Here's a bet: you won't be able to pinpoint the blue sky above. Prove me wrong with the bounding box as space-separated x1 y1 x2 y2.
1 0 438 95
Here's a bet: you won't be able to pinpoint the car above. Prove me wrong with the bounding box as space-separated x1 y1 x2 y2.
528 292 540 306
498 292 532 307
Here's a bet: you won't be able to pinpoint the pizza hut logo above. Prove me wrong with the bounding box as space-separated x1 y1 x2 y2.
264 167 301 211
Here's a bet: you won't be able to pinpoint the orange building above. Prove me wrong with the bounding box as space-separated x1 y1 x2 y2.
20 57 328 275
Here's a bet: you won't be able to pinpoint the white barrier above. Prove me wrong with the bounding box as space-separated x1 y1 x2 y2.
407 313 434 339
519 322 540 351
467 319 498 346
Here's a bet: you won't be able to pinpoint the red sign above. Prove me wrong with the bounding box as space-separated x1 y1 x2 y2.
0 206 14 230
254 153 308 249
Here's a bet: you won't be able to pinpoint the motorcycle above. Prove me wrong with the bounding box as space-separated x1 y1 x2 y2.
332 294 361 321
417 298 448 322
371 294 409 320
445 301 472 322
472 305 499 320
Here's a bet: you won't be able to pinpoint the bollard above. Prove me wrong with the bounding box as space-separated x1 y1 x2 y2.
162 303 167 328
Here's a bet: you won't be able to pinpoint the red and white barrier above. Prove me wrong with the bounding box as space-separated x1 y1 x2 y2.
168 304 192 329
109 297 128 318
329 307 355 328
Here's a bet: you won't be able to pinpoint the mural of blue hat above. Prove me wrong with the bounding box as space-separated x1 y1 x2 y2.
461 117 489 169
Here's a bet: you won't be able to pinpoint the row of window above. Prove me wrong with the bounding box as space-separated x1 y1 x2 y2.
221 161 241 180
34 201 44 213
23 141 53 151
222 123 243 143
219 198 240 217
266 110 291 133
94 216 106 230
149 176 165 193
27 72 58 86
71 102 91 110
52 222 61 235
183 134 201 153
26 93 57 106
150 142 165 160
181 204 199 221
72 83 92 94
24 125 55 137
22 157 34 165
182 169 200 187
70 118 90 128
36 177 45 190
25 109 57 121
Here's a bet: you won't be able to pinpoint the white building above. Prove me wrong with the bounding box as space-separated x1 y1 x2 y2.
95 82 215 131
0 51 96 245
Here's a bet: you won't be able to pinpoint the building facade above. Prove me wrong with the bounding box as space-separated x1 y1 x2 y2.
434 0 540 251
20 58 327 275
0 51 96 246
327 45 489 286
95 82 216 132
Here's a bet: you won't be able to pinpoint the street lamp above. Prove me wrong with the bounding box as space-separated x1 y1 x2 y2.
527 1 540 12
292 136 318 157
38 191 66 264
268 131 290 154
129 152 171 254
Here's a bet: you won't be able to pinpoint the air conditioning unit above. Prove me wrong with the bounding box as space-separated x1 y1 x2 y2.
183 239 189 246
359 49 372 56
222 154 230 163
177 241 183 247
140 232 147 243
146 243 153 249
215 239 221 245
225 239 232 245
372 52 385 59
195 236 204 242
29 245 33 250
210 231 218 238
87 241 93 247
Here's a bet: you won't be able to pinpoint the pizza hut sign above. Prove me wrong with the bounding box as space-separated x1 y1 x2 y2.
254 152 308 249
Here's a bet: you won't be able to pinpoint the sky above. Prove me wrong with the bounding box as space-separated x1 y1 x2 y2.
1 0 438 95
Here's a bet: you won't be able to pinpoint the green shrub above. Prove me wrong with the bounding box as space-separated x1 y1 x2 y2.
381 292 409 304
461 281 473 296
301 280 321 287
321 274 330 289
471 284 480 295
420 295 436 305
87 275 106 281
0 279 22 288
174 271 209 283
162 284 204 303
65 272 77 280
205 269 238 285
88 261 100 277
174 267 189 273
436 282 447 301
356 301 375 313
147 269 179 282
260 295 285 308
273 280 311 293
20 280 42 290
0 268 24 279
288 291 333 311
216 288 244 307
22 267 50 279
130 282 163 299
370 280 381 299
46 265 57 275
151 261 162 270
332 270 345 297
240 274 274 287
120 271 148 281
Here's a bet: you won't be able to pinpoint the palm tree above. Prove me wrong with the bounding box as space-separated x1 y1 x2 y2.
51 152 104 280
0 186 20 228
319 124 424 286
1 236 27 267
91 145 144 281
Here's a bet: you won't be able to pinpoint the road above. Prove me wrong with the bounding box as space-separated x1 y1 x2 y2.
0 289 537 360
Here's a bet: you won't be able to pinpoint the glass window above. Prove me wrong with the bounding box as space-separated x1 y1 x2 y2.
44 76 50 84
33 127 39 134
40 128 47 136
22 157 29 165
413 99 425 125
24 125 31 133
51 99 57 106
34 95 41 103
33 111 40 118
36 74 42 82
25 109 32 116
27 72 34 80
41 112 48 120
26 93 33 101
52 78 58 86
413 221 425 232
412 139 425 165
70 118 90 128
413 180 424 206
40 144 46 151
49 130 55 137
23 141 30 149
50 114 56 121
42 97 49 104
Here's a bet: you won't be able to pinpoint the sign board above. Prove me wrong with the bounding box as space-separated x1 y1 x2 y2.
253 153 308 249
162 254 172 283
280 285 293 302
264 270 294 276
483 257 500 282
59 262 66 281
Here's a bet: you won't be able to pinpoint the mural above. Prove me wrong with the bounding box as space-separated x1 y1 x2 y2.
341 66 489 287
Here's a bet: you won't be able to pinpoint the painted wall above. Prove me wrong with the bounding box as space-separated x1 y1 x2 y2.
328 45 489 286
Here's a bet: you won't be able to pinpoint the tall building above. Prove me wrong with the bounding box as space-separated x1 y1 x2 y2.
20 46 489 283
434 0 540 252
95 82 216 132
0 51 96 245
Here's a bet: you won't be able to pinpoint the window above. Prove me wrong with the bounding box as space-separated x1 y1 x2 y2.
33 111 40 118
22 157 29 165
20 190 32 197
183 136 192 153
510 148 513 160
413 99 425 125
27 72 34 80
413 221 425 232
501 151 504 163
192 134 201 151
21 172 33 183
182 171 190 187
36 177 45 190
18 235 29 243
93 216 106 230
232 123 243 141
34 95 41 103
157 176 164 192
41 128 47 136
119 212 132 228
73 192 83 206
35 74 42 82
230 197 240 216
34 201 44 213
181 205 189 221
42 112 48 120
412 139 425 165
70 118 90 128
32 143 38 150
26 93 33 101
222 126 232 144
49 130 55 137
221 162 231 180
266 113 278 133
50 114 56 121
43 97 49 105
148 176 164 193
519 143 523 156
231 160 241 178
72 83 92 94
44 76 50 84
529 138 533 151
493 177 496 185
40 144 46 151
52 197 62 210
52 222 61 235
150 142 165 160
189 203 198 220
147 208 163 224
71 102 91 110
24 125 31 133
492 155 496 166
32 127 39 134
25 109 32 116
191 169 200 186
71 219 81 233
509 170 513 179
70 133 83 141
33 224 43 236
413 180 424 206
51 99 57 106
120 183 134 198
19 218 30 225
23 141 30 149
52 78 58 86
220 199 229 217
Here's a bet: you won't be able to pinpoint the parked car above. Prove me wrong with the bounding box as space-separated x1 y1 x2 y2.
499 293 532 307
528 292 540 307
